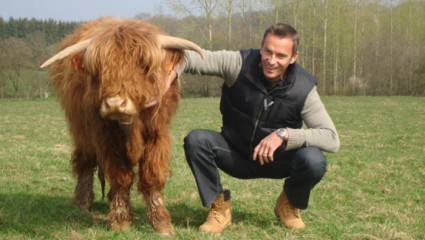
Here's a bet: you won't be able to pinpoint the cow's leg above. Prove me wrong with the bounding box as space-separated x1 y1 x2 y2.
144 190 174 236
105 161 134 230
72 149 96 210
138 131 174 236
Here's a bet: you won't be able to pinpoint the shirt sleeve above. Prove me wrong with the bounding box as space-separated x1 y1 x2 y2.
175 49 243 88
285 86 340 153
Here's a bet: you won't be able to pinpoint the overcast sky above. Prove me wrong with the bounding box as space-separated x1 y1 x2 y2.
0 0 170 22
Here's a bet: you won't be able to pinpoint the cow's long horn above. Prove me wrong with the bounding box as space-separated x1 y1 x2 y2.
158 35 205 60
40 38 92 68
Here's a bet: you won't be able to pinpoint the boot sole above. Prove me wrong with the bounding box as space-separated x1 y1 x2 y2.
199 220 231 234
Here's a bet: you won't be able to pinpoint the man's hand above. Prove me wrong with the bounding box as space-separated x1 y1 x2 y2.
253 131 285 165
145 70 178 108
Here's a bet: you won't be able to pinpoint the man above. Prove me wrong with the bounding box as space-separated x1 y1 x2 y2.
172 23 340 233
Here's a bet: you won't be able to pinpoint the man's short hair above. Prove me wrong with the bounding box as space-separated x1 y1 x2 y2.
262 23 299 56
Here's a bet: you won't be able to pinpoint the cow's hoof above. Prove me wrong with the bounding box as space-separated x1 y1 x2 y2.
155 222 175 237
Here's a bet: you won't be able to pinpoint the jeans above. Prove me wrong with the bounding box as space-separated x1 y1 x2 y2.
183 129 327 209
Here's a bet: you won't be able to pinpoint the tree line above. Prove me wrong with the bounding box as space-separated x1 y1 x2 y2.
160 0 425 96
0 17 79 44
1 0 425 98
0 17 79 98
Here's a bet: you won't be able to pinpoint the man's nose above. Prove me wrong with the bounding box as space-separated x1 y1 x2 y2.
267 55 277 65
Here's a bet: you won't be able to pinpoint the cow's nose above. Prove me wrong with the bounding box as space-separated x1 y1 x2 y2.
104 96 127 113
100 96 138 122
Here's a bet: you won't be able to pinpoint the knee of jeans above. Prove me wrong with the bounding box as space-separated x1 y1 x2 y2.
299 147 327 179
184 129 213 154
184 129 206 146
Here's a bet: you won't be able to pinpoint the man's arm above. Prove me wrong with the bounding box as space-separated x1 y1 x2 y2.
286 86 340 153
174 49 242 87
253 86 339 165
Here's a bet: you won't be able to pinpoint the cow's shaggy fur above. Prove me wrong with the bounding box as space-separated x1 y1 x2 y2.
48 17 185 235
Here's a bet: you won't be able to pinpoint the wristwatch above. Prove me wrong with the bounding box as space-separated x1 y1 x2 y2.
276 128 287 141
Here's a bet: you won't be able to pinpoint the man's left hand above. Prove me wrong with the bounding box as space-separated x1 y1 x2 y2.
253 131 284 165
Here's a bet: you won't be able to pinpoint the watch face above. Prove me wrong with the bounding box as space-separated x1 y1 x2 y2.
277 128 285 138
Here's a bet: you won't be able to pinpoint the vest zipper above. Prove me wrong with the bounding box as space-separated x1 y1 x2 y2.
248 85 288 155
249 94 267 155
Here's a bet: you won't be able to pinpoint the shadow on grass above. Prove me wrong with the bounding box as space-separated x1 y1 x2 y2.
0 192 273 237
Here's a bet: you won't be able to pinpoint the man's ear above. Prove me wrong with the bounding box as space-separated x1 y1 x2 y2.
290 51 299 64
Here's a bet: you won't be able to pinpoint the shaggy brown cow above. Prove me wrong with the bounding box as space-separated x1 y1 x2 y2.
40 17 204 236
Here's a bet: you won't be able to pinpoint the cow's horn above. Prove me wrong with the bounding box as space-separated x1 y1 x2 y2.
158 35 205 60
40 38 92 68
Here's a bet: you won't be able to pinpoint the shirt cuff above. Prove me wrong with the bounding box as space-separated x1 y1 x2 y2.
285 128 305 151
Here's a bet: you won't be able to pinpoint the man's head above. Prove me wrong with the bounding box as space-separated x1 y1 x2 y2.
260 23 299 84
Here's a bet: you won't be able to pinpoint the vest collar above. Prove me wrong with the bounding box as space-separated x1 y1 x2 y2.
246 62 297 94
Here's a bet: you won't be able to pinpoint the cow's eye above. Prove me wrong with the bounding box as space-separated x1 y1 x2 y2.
141 64 150 74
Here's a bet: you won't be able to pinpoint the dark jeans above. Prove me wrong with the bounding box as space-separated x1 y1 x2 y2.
183 129 327 209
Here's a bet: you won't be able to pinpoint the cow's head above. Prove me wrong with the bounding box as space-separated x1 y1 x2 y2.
41 19 204 124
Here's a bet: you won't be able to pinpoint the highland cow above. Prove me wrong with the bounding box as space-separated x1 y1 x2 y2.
40 17 204 236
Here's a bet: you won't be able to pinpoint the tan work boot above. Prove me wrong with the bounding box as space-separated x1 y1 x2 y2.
274 191 305 229
199 190 231 233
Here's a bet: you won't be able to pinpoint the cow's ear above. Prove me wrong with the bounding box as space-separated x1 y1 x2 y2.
71 52 85 71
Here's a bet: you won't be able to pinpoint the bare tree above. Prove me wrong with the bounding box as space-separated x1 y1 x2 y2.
0 40 6 98
312 0 317 78
166 0 220 50
166 0 222 97
26 32 52 98
389 0 394 95
224 0 233 49
235 0 256 48
322 0 329 94
352 0 359 95
274 0 280 23
292 0 297 28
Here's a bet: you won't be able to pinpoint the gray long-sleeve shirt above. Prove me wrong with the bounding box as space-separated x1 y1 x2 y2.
177 50 340 153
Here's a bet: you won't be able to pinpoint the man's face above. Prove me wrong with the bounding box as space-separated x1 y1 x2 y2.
260 33 299 84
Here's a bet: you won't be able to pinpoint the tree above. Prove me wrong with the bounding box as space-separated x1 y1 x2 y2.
389 0 394 95
225 0 233 49
0 38 32 97
0 39 6 97
166 0 221 97
322 0 329 94
166 0 220 50
26 32 51 98
352 0 359 95
0 17 5 39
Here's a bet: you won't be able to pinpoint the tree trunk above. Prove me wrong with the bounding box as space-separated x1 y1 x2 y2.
353 0 358 95
293 0 297 28
322 0 328 94
389 0 393 95
407 0 413 95
311 0 316 77
227 0 233 49
274 0 280 23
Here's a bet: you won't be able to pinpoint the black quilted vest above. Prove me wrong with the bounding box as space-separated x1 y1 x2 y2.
220 49 317 156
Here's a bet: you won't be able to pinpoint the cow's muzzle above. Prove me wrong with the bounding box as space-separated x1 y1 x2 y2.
100 96 138 124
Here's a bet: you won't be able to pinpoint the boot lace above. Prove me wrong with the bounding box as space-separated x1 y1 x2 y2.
207 198 223 221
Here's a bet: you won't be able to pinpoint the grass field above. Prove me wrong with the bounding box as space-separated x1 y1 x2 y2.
0 97 424 239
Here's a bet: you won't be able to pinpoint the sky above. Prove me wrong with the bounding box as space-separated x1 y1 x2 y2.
0 0 170 22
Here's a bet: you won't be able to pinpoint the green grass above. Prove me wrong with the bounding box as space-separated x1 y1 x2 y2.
0 97 424 239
